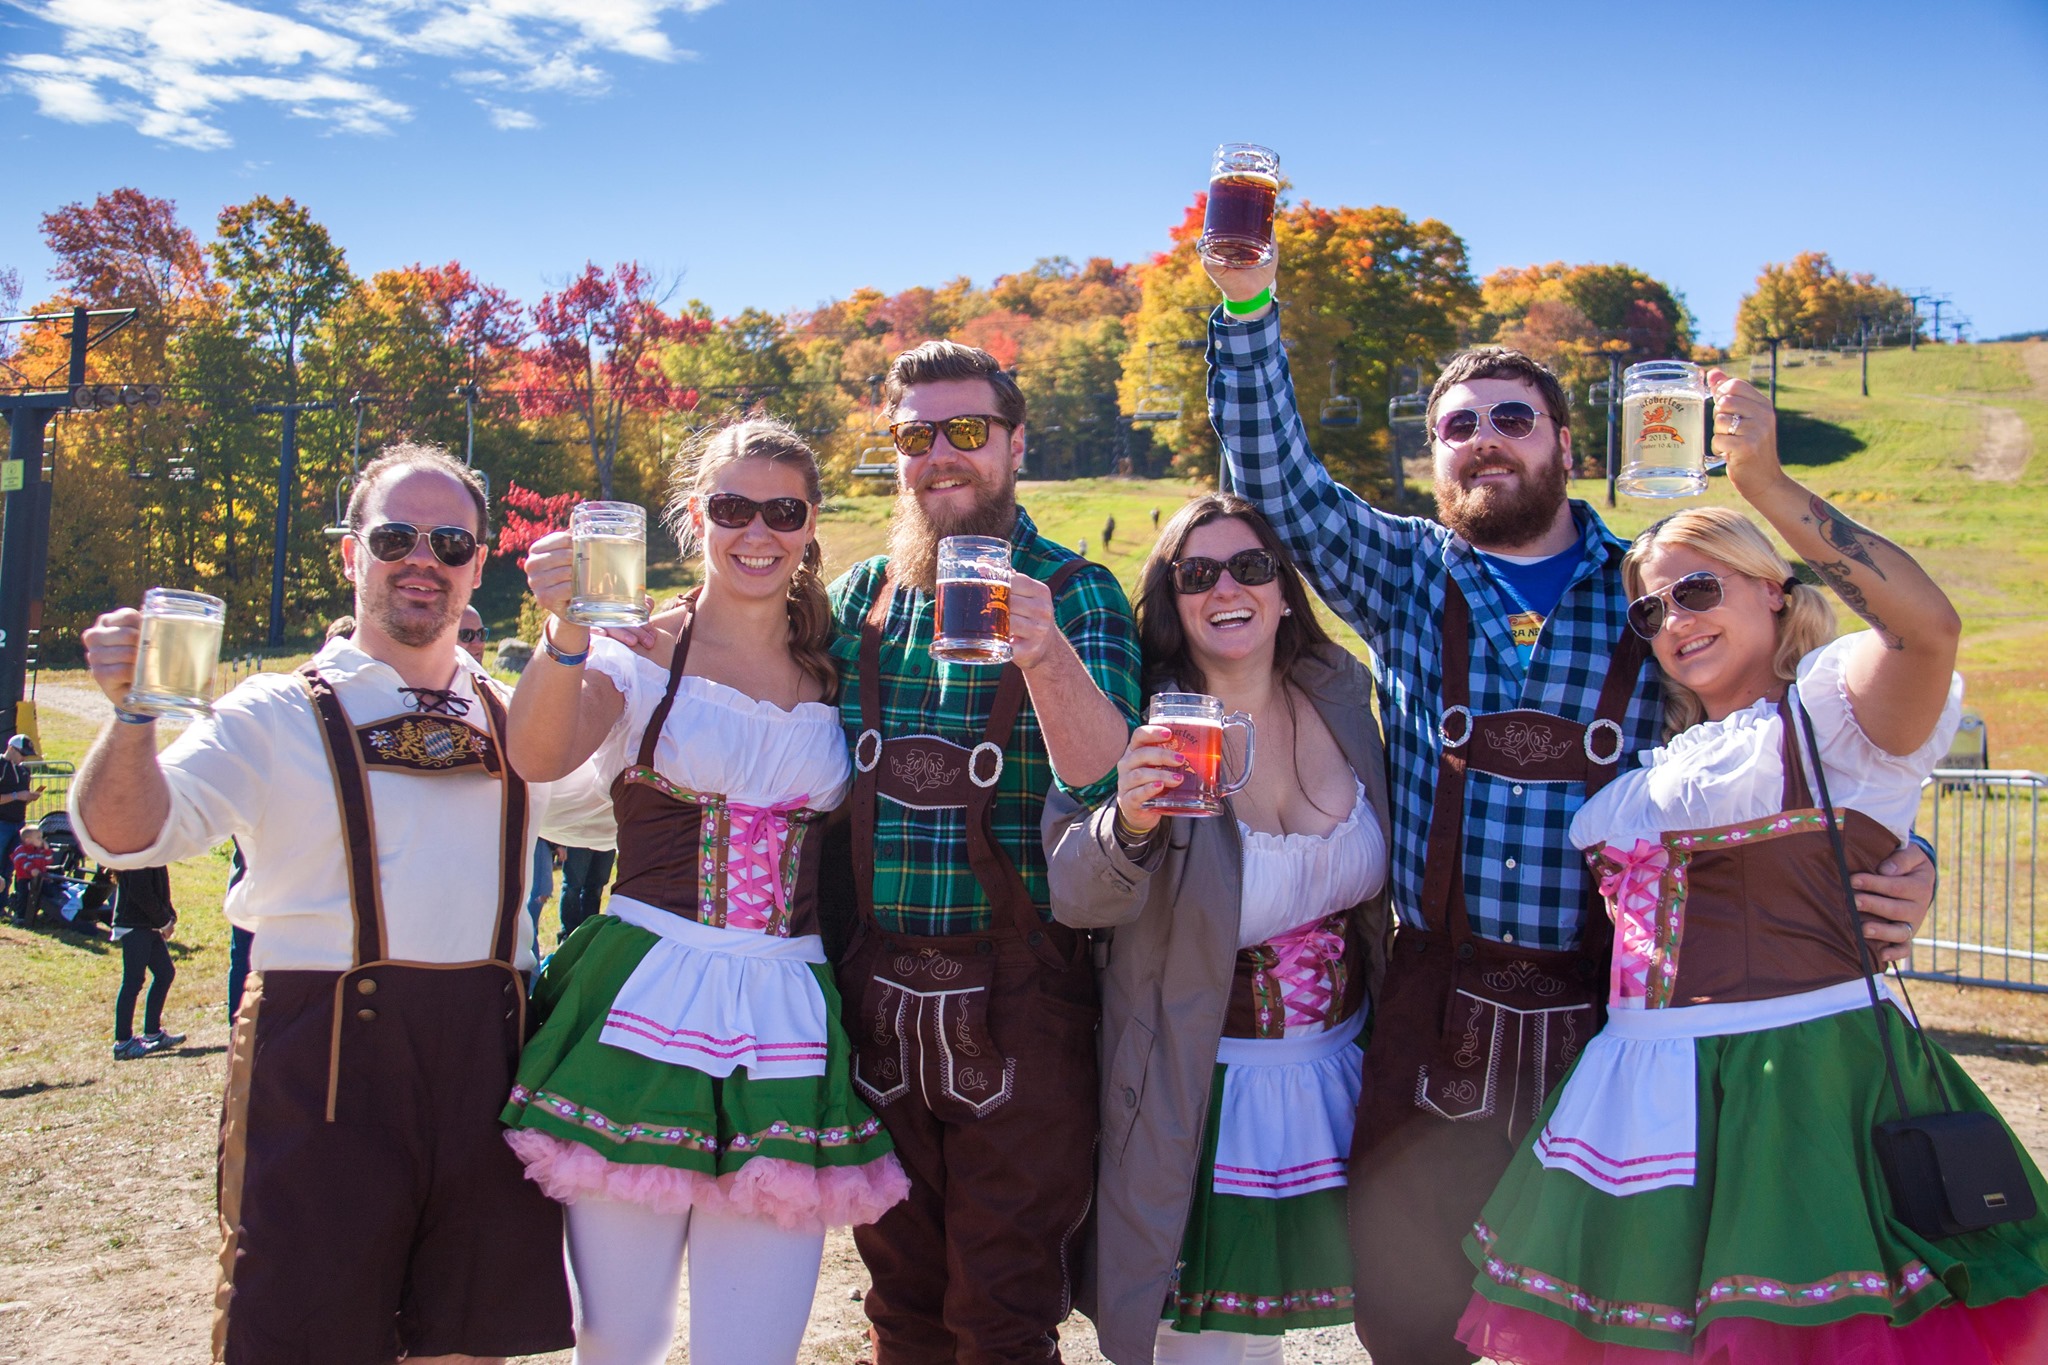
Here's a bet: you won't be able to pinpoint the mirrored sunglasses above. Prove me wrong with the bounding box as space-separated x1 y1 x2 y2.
1627 570 1725 639
1170 548 1281 595
704 493 809 533
358 522 479 567
890 414 1008 457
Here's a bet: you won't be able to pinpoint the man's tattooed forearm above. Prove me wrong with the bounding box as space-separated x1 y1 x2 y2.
1808 558 1905 650
1801 495 1898 581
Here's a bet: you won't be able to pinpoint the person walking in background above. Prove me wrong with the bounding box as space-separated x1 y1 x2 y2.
1103 514 1116 550
527 837 558 956
1046 495 1393 1364
111 864 185 1060
554 844 614 939
224 841 252 1024
1 733 44 905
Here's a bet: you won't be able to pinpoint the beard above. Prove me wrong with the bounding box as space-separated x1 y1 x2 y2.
887 464 1019 592
359 569 465 648
1433 443 1572 549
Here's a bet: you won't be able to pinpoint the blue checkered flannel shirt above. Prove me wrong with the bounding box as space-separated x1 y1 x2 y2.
1208 305 1664 949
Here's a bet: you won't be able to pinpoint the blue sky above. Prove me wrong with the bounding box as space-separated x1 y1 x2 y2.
2 0 2044 347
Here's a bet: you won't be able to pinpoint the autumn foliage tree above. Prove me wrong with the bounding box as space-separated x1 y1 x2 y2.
1734 253 1915 353
519 263 708 500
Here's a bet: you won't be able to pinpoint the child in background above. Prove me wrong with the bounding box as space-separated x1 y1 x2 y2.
110 866 184 1060
7 822 52 923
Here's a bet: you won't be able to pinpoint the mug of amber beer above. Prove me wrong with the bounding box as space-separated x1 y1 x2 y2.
932 536 1012 665
1143 692 1255 818
1619 361 1721 499
124 588 226 719
569 501 650 627
1200 143 1281 270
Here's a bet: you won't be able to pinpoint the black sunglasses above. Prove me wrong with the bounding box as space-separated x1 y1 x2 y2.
1627 570 1726 639
704 492 810 533
1170 548 1281 595
889 414 1010 457
457 627 489 644
1434 400 1548 444
357 522 479 567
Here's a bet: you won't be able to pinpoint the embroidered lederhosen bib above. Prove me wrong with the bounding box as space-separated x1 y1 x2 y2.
1598 694 1899 1010
846 560 1090 1124
1358 571 1649 1149
606 600 830 936
296 664 529 1122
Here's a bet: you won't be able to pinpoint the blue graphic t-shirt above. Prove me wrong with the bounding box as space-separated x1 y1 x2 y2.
1477 547 1582 666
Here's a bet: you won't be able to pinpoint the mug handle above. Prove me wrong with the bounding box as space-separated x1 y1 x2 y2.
1218 712 1256 797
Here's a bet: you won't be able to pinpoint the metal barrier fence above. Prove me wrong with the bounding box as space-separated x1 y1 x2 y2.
24 759 75 825
1900 769 2045 994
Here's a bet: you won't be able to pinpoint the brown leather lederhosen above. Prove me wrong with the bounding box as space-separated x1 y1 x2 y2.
607 602 830 932
1358 572 1650 1149
1646 693 1898 1006
213 666 571 1364
838 561 1104 1364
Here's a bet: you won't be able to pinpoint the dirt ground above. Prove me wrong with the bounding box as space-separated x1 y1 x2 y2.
3 945 2046 1365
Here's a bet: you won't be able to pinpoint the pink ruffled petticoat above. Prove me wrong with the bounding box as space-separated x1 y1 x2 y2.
1457 1288 2048 1365
505 1129 909 1232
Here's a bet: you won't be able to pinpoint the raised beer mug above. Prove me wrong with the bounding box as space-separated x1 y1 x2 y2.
1619 360 1721 499
125 588 226 719
932 535 1013 666
569 501 650 627
1143 692 1255 818
1199 143 1280 270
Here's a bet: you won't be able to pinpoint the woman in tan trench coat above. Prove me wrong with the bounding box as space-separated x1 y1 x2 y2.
1045 495 1393 1365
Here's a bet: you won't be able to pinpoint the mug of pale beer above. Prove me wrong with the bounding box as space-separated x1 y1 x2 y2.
1619 361 1721 499
932 536 1013 665
125 588 226 719
568 501 649 627
1142 692 1256 818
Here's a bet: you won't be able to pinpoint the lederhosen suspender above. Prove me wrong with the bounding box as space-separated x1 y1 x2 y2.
849 559 1088 971
297 664 529 1121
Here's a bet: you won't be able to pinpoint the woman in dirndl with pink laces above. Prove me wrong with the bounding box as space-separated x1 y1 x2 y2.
499 418 906 1365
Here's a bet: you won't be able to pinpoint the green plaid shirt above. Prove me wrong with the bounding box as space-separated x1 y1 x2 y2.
829 508 1142 936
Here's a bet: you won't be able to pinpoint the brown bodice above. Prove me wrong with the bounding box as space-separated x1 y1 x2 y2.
1222 910 1369 1040
604 606 831 939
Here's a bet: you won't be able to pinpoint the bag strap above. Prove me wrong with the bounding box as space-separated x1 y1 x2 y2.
1792 690 1952 1120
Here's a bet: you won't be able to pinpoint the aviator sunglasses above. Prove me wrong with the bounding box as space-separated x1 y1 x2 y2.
1629 570 1801 639
889 414 1011 457
1434 400 1548 445
1170 548 1281 595
703 492 810 532
356 522 479 567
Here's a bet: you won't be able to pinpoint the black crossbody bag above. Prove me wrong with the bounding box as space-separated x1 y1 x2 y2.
1796 695 2037 1239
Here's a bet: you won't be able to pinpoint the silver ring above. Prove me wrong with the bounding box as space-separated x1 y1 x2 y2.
854 729 882 773
968 742 1004 788
1724 413 1743 433
1584 718 1624 766
1439 705 1473 749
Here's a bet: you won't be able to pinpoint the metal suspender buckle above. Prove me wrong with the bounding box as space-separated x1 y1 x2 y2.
1439 705 1474 749
967 741 1004 789
1584 718 1624 766
854 729 883 773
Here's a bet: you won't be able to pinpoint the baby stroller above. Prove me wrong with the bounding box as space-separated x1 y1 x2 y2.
15 810 105 930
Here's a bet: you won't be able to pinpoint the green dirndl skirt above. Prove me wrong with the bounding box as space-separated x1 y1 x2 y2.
1461 995 2048 1362
1164 1020 1364 1337
500 912 905 1229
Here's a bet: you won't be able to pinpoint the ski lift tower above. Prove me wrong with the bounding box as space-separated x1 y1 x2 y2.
1587 347 1628 507
1387 383 1429 510
0 306 140 739
852 374 896 481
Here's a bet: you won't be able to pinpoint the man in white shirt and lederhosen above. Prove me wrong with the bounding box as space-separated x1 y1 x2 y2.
72 444 587 1365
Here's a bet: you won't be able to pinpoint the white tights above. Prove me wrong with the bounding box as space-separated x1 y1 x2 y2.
1151 1321 1287 1364
564 1196 825 1365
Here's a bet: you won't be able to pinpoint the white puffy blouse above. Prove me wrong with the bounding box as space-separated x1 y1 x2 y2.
1570 633 1962 855
1236 780 1389 949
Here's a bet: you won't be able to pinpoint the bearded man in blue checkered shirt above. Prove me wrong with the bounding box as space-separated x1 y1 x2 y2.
1203 250 1939 1365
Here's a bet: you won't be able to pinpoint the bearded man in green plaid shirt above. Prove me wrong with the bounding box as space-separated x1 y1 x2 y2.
829 340 1140 1363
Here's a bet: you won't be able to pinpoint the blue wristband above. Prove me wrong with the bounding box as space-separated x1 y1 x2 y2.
115 708 156 725
542 628 590 667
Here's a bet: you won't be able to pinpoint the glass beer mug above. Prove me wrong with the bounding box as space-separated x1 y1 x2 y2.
125 588 226 719
1619 361 1721 499
1143 692 1256 818
568 501 650 627
1199 143 1281 270
931 536 1013 665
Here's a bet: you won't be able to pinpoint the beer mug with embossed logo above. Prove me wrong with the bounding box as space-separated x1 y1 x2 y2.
1619 361 1720 499
1143 692 1255 817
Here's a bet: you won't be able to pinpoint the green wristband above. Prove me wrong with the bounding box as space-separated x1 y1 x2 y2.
1223 287 1274 317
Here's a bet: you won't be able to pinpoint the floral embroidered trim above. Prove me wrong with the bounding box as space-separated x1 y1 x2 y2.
1172 1284 1353 1320
1666 810 1828 852
1473 1220 1940 1335
506 1084 886 1155
618 768 822 935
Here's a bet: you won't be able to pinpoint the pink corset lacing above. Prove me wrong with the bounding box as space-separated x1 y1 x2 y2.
1266 916 1348 1027
721 795 810 932
1597 838 1671 1007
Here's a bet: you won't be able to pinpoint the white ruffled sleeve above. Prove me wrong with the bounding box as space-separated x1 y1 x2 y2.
1795 634 1963 777
582 635 661 780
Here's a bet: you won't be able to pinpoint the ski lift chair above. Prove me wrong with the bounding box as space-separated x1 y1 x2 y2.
1319 360 1361 428
1132 343 1184 422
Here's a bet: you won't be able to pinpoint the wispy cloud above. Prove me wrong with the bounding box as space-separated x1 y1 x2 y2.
2 0 719 148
